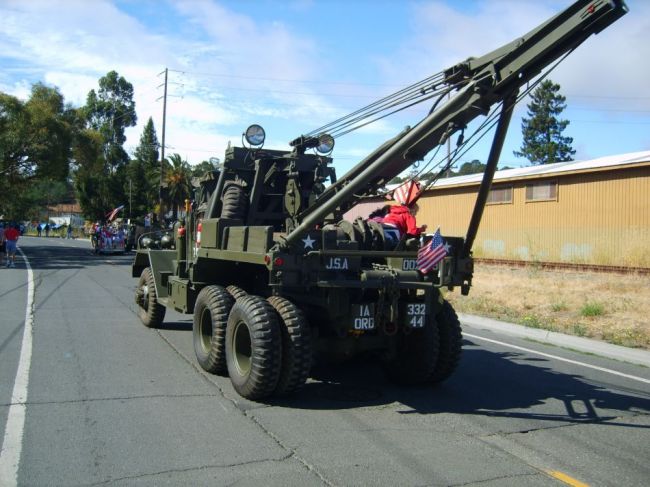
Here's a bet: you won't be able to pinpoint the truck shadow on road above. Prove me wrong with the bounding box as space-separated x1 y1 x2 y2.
21 244 133 270
270 339 650 429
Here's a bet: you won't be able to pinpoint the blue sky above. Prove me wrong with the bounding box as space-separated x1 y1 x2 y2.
1 0 649 176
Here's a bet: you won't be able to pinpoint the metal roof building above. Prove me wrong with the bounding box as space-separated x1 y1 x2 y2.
416 151 650 268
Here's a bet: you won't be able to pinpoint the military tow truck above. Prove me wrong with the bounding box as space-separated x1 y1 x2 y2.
132 0 628 400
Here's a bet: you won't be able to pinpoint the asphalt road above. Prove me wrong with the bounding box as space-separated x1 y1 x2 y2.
1 237 649 486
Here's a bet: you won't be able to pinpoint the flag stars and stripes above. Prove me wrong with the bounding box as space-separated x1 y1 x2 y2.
417 228 449 273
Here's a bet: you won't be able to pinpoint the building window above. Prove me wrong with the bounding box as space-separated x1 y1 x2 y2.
486 186 513 205
526 181 557 202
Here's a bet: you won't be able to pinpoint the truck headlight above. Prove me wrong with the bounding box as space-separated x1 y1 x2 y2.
316 133 334 154
244 124 265 146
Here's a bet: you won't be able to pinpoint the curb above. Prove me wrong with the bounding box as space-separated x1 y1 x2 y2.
458 313 650 368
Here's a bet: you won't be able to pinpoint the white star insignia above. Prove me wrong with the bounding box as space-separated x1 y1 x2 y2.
302 235 316 249
443 242 452 254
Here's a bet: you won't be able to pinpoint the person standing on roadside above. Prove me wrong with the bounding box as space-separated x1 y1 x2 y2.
5 223 20 268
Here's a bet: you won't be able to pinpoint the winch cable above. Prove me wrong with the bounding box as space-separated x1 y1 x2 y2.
304 71 447 137
411 50 574 193
304 72 466 139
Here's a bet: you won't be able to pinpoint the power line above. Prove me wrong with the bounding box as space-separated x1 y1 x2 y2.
168 68 404 88
168 68 650 102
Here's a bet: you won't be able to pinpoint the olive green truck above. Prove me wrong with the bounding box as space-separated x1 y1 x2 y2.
132 1 628 400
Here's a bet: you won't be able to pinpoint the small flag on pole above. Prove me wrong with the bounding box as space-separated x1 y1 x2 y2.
417 228 448 273
106 205 125 222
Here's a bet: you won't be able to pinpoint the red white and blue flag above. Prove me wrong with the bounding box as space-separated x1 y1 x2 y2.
106 205 125 221
417 228 448 273
391 179 422 206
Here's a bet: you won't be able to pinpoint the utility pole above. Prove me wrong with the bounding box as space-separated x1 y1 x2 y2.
129 178 132 221
158 67 168 226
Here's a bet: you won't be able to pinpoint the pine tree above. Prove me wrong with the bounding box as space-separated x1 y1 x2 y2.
514 80 575 165
134 117 159 169
132 117 160 211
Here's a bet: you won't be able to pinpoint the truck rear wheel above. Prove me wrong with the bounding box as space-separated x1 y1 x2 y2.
193 285 234 375
226 295 282 400
429 301 462 383
268 296 312 396
384 317 439 385
135 267 166 328
226 285 247 300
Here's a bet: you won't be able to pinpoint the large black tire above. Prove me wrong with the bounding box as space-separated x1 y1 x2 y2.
429 300 463 384
226 285 248 300
193 286 235 375
384 313 439 385
267 296 312 396
226 295 282 400
221 184 247 220
135 267 166 328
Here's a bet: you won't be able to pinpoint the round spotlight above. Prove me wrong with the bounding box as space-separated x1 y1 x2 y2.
244 124 265 146
316 133 335 154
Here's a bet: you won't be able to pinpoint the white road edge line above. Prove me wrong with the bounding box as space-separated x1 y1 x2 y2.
464 332 650 385
0 248 34 486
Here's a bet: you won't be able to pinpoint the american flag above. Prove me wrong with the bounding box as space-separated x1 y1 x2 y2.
106 205 125 221
417 228 448 273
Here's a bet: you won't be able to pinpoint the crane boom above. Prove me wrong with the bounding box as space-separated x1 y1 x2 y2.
283 0 628 248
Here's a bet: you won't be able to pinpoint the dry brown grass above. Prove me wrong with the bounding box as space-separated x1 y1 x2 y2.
445 264 650 349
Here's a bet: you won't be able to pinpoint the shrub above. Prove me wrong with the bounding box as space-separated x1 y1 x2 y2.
581 301 605 317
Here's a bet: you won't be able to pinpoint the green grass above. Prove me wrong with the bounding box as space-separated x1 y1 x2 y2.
601 327 647 348
522 314 542 329
571 323 588 337
580 301 605 317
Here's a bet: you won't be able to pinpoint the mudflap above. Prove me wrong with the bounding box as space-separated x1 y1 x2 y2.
137 250 176 299
132 251 151 278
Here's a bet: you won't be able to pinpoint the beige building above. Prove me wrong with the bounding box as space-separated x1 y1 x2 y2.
414 151 650 268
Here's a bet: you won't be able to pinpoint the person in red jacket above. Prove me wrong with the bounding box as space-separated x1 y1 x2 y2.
382 204 427 238
5 223 20 268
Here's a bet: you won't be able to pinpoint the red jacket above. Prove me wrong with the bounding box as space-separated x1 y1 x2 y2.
382 205 423 237
5 227 19 241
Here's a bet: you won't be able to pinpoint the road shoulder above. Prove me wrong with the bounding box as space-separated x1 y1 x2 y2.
459 313 650 368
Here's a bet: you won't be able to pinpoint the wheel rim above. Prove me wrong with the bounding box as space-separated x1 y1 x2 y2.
199 308 213 352
141 284 149 311
232 320 252 376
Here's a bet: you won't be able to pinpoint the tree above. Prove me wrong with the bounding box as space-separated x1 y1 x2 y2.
0 84 73 219
74 71 137 219
164 153 191 220
70 113 109 220
456 159 486 175
127 117 160 218
83 70 137 170
191 159 217 179
514 79 575 165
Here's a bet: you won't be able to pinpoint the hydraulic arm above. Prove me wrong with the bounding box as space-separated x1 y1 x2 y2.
283 0 628 248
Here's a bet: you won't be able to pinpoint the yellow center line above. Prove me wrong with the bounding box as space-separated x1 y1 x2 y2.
546 470 590 487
